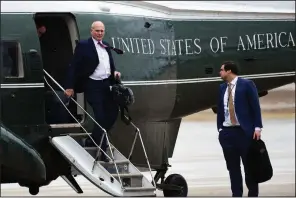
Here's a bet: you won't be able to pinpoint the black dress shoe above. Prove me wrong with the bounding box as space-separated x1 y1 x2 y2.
101 158 110 163
100 154 110 162
83 137 95 147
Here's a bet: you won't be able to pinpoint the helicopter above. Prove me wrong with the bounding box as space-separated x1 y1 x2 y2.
1 1 295 197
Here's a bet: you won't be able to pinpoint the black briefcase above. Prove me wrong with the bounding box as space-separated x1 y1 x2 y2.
246 139 273 183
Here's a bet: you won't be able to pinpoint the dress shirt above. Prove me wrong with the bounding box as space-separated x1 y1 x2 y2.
89 37 111 80
223 76 239 127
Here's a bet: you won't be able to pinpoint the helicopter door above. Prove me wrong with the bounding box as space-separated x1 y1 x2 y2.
34 12 85 125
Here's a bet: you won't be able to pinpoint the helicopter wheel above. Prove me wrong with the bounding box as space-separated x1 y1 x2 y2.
29 185 39 195
163 174 188 197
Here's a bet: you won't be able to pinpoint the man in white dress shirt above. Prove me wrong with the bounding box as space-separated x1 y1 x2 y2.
64 21 121 162
216 61 262 197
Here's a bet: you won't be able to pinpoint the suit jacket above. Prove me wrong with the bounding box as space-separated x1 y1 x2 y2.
217 77 263 137
64 37 116 93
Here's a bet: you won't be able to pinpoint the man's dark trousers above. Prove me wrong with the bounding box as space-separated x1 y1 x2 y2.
219 126 259 197
84 78 118 160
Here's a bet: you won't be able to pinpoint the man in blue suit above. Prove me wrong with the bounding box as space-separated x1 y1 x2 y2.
64 21 121 162
217 61 263 197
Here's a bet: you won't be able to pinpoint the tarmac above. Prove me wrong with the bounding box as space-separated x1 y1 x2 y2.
1 84 295 196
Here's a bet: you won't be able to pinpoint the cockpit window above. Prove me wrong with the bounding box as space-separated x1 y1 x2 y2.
1 40 24 78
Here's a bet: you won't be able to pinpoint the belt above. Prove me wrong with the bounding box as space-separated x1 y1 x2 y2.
89 77 111 82
223 125 241 129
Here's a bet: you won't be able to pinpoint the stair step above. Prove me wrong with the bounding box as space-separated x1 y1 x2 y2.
124 187 156 192
84 146 115 151
84 146 116 152
111 173 143 187
84 146 115 150
83 147 130 173
65 133 92 137
83 147 128 173
111 173 142 178
101 160 130 174
84 147 97 150
101 159 129 165
83 146 115 158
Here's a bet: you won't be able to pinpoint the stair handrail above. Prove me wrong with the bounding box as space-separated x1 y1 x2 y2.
126 121 157 189
43 69 124 189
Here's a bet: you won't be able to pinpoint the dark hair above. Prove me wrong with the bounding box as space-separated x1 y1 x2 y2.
222 61 239 75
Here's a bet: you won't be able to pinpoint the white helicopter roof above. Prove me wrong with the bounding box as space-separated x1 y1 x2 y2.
111 1 295 20
142 1 295 14
1 1 295 20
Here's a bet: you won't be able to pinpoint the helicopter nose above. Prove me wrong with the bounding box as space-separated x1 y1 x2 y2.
0 125 46 182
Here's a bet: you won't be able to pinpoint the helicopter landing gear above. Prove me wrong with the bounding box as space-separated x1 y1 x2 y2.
29 185 39 195
153 163 188 197
163 174 188 197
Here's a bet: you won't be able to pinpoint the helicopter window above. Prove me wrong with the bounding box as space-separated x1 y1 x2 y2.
1 40 24 78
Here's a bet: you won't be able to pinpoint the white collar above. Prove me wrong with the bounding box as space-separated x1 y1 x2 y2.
92 37 102 45
229 76 238 86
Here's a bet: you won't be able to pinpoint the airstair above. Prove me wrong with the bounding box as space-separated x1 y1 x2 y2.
44 70 157 196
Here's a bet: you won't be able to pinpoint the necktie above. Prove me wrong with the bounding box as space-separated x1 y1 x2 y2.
98 41 107 48
228 83 237 125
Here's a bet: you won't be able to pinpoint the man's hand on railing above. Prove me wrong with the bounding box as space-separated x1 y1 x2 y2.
65 89 74 97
